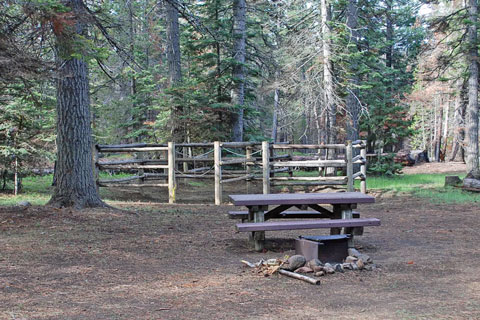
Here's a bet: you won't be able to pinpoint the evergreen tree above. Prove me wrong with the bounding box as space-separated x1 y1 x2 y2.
48 0 105 208
465 0 480 178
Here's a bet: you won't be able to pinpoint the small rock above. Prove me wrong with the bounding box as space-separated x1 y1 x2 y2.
284 255 306 271
348 248 372 264
342 263 353 270
307 258 323 269
344 256 358 264
334 264 344 273
314 271 325 277
347 248 361 257
358 254 372 264
312 265 323 273
17 201 31 207
356 258 365 270
324 266 335 274
364 265 373 271
294 266 313 273
323 263 335 274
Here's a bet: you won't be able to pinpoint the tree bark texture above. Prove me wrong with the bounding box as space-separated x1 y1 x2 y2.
450 79 466 162
466 0 480 177
127 0 138 143
166 0 184 142
321 0 336 169
321 0 335 146
231 0 246 142
48 0 105 208
346 0 361 143
272 87 279 142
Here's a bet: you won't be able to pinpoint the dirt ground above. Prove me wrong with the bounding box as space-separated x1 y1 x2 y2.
1 163 479 319
401 161 466 175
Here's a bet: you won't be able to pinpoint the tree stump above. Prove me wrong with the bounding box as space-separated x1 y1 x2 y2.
445 175 462 187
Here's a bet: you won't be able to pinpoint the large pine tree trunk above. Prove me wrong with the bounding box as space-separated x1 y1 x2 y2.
346 0 361 143
166 0 183 142
271 72 279 142
127 0 138 144
449 79 466 162
48 0 105 209
231 0 246 142
321 0 336 174
465 0 480 178
321 0 335 146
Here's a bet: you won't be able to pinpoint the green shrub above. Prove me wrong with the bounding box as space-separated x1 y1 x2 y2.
367 154 403 176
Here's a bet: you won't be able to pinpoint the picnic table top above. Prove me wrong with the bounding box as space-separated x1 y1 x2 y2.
229 192 375 206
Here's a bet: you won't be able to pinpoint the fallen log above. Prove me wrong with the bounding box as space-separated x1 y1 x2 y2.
463 178 480 189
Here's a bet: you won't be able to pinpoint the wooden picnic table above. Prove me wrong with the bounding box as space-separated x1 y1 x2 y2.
229 192 376 251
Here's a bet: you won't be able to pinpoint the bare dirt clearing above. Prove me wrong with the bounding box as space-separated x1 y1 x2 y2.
401 162 466 175
1 192 479 319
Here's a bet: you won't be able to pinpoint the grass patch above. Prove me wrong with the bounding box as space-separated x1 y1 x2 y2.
414 187 480 204
1 171 478 206
355 173 457 192
357 173 480 204
0 192 51 206
0 175 53 206
0 172 139 206
186 180 207 187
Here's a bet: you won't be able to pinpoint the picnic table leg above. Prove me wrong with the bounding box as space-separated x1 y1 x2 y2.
330 205 342 235
248 205 267 251
340 204 355 248
247 206 256 246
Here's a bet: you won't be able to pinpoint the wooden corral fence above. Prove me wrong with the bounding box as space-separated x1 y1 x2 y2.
94 140 367 205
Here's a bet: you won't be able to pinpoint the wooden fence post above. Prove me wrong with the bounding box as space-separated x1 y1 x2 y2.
137 151 145 195
262 141 270 194
183 146 189 173
214 141 222 205
168 142 176 204
94 145 99 192
360 141 367 193
246 146 252 193
346 140 354 192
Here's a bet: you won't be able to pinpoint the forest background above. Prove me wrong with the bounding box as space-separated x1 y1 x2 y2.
1 0 479 207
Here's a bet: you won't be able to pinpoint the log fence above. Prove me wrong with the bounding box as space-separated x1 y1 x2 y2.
94 140 367 204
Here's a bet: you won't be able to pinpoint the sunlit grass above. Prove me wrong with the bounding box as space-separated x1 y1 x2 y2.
1 170 478 206
414 187 480 204
356 173 480 204
356 173 461 192
0 172 138 206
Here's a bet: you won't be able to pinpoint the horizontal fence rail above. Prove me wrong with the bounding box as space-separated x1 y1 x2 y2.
94 140 367 204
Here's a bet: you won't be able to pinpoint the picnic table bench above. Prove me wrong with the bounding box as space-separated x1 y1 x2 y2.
229 192 378 251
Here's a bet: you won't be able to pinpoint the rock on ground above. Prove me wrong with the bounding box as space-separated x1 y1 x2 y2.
284 255 306 271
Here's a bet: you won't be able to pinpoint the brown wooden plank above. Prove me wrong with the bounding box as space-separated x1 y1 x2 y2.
229 192 375 206
235 218 380 232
